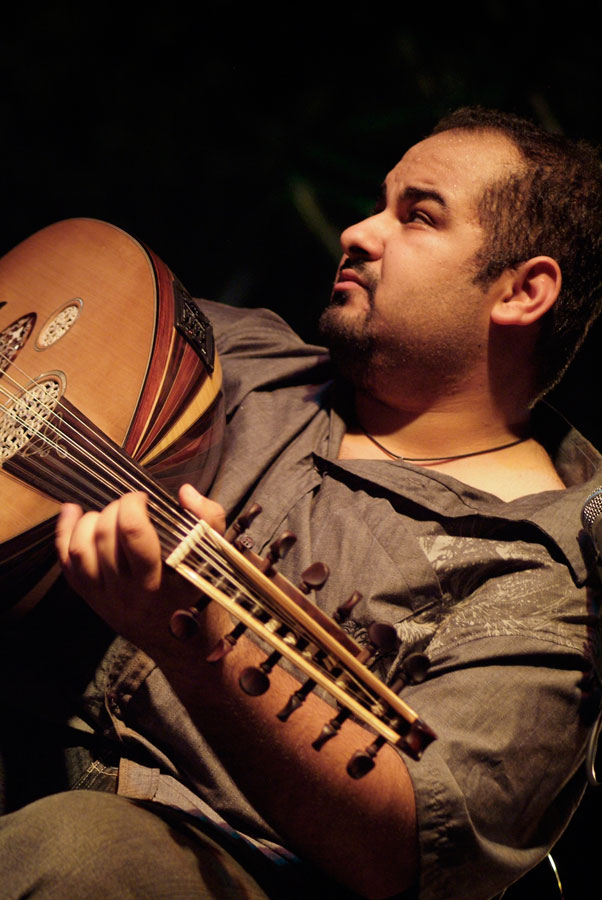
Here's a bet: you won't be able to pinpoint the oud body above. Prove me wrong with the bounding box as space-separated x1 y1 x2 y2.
0 218 223 603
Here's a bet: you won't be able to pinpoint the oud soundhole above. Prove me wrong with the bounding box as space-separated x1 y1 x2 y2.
0 313 37 374
36 299 82 349
0 372 65 460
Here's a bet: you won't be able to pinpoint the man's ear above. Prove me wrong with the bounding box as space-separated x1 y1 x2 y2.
490 257 561 326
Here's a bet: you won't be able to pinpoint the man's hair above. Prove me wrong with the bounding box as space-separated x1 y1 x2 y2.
432 106 602 395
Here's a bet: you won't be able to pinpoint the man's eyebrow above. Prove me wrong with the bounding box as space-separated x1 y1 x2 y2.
372 183 448 213
401 186 448 209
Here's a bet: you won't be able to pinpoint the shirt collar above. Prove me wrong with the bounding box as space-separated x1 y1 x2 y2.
323 389 602 585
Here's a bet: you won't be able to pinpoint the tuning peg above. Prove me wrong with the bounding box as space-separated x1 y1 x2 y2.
333 591 363 624
390 653 431 693
239 645 284 695
169 606 201 640
260 531 297 576
205 621 248 662
239 666 271 695
261 648 282 675
312 709 350 751
273 531 297 558
346 736 386 779
169 596 211 640
276 677 317 721
225 502 262 544
405 652 430 683
366 622 398 654
298 562 330 594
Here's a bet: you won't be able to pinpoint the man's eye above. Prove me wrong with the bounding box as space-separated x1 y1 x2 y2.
407 208 432 225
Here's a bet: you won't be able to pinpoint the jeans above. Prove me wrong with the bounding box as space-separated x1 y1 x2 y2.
0 791 271 899
0 582 354 899
0 583 273 898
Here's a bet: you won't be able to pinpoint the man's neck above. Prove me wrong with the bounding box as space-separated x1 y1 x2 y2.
350 385 530 461
337 386 565 501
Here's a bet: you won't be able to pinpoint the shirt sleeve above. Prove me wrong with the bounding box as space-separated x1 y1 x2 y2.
399 629 592 900
195 299 330 415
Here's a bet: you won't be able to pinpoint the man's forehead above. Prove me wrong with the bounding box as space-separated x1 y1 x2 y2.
384 129 521 211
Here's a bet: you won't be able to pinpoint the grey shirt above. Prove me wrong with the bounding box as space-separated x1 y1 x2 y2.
106 300 601 900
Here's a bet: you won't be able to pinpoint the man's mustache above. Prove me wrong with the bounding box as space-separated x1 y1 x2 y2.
334 259 378 302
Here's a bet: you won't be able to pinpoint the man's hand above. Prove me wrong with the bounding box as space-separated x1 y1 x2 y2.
55 485 227 654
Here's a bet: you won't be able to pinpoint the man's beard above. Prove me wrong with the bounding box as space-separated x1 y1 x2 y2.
319 273 453 398
319 254 493 402
318 281 383 391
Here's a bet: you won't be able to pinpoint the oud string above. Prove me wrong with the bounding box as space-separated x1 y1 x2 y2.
0 357 252 601
0 380 255 608
0 352 193 538
0 381 182 545
0 347 256 606
0 356 378 707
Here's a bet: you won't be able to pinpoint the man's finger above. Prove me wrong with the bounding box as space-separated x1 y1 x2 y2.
114 492 162 591
55 503 84 567
94 499 125 588
57 508 105 591
178 484 226 534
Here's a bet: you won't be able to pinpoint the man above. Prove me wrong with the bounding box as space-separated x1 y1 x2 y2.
2 108 602 899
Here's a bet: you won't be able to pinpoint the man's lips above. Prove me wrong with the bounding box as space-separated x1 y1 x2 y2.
334 267 367 289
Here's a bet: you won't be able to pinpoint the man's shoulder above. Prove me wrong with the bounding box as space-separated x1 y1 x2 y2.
194 299 327 360
193 299 333 421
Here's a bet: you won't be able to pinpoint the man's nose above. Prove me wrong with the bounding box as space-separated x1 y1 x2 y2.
339 213 387 260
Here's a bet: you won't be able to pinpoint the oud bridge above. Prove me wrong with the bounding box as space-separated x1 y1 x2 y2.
167 503 436 778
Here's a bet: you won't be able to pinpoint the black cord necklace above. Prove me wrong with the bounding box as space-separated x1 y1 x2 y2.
359 426 529 463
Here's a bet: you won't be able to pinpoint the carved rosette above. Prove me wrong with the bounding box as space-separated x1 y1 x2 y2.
0 313 36 374
36 299 82 349
0 373 65 461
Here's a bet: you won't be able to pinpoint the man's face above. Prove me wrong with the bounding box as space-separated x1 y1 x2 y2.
319 129 522 400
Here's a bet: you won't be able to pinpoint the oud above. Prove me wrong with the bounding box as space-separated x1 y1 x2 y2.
0 219 435 777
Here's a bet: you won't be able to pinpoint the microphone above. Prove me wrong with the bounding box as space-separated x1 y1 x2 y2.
581 488 602 558
580 488 602 787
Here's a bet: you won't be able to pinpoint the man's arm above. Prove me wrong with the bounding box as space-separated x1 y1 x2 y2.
55 489 418 900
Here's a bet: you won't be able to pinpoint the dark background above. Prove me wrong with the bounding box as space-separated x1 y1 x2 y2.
2 4 601 896
3 4 602 444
